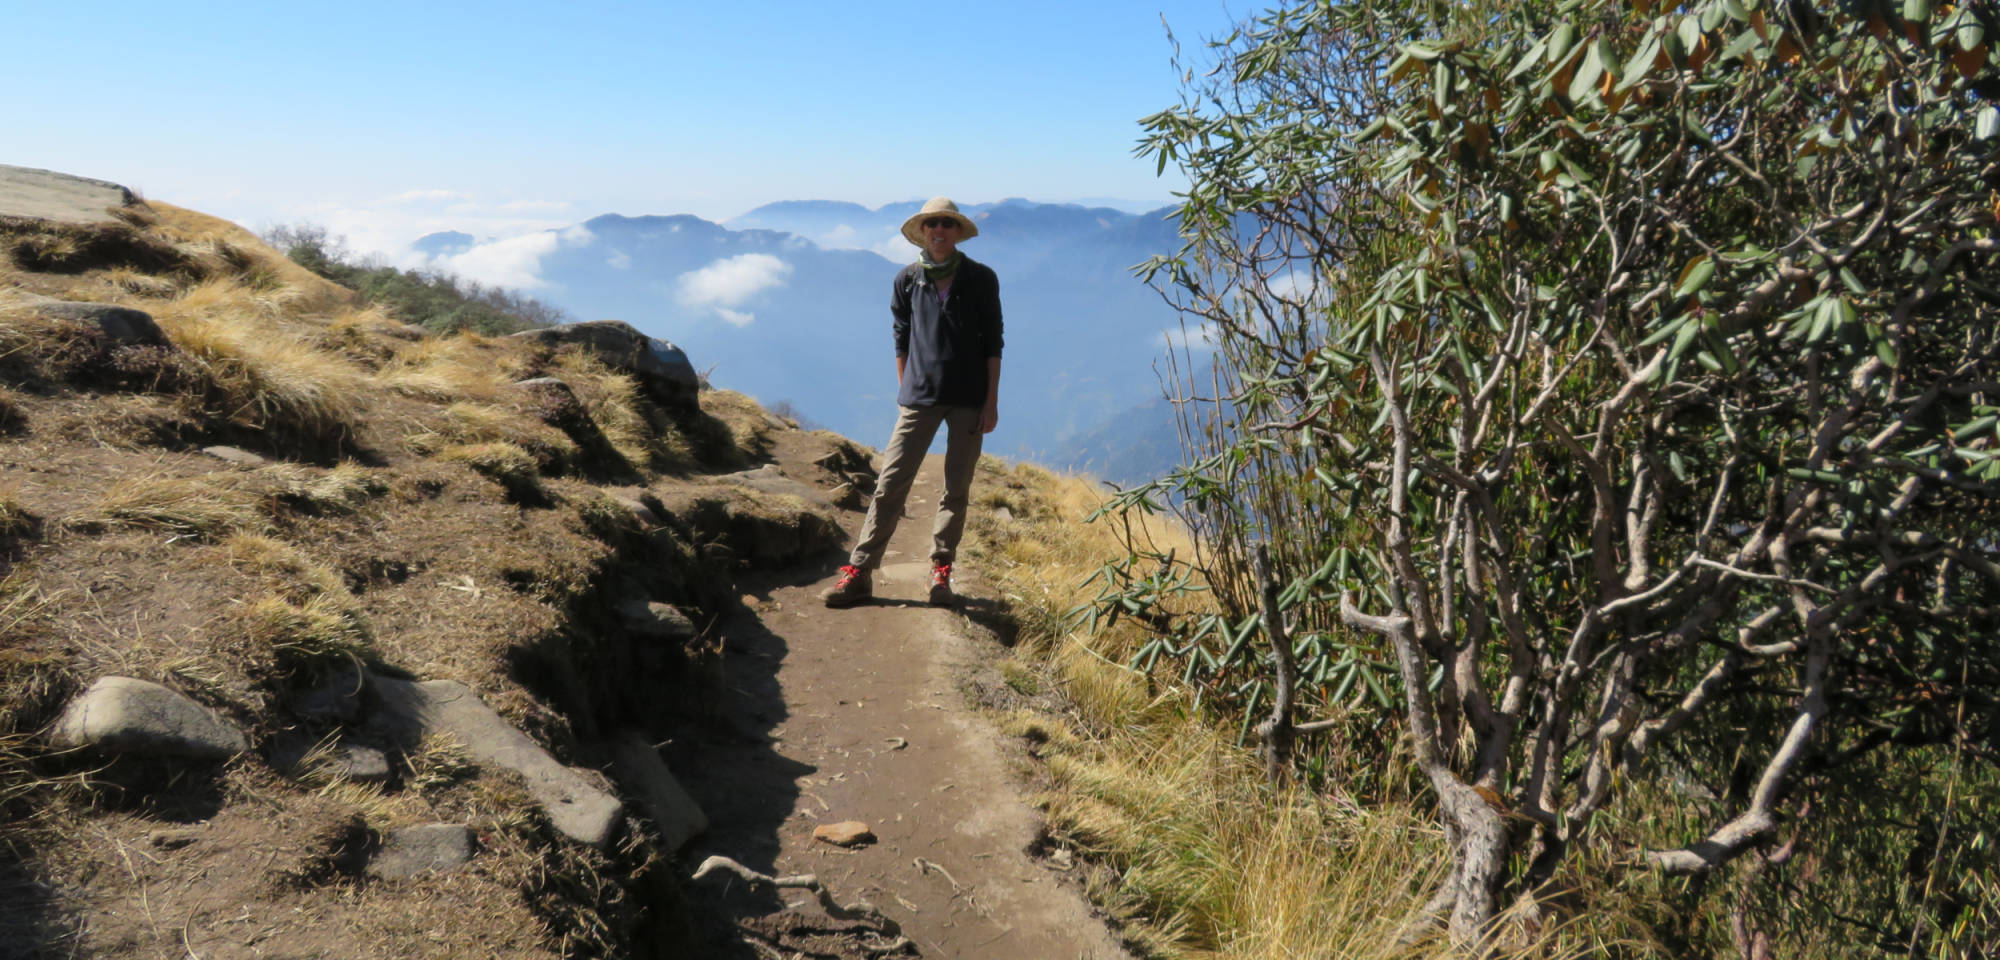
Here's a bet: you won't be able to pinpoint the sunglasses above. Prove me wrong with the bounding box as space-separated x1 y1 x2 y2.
921 217 959 230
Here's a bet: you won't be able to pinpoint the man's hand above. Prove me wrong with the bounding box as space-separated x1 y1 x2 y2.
980 404 999 434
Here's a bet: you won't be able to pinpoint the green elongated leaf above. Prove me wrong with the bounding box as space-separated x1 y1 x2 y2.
1569 37 1606 101
1978 107 1999 141
1619 33 1661 91
1669 315 1702 362
1787 467 1845 484
1638 314 1685 347
1508 38 1550 79
1808 297 1837 344
1953 415 1998 440
1721 27 1762 62
1721 0 1750 20
1355 116 1387 141
1434 60 1454 112
1904 0 1931 24
1678 15 1703 55
1669 450 1689 482
1675 254 1716 296
1959 19 1985 50
1403 41 1444 61
1548 21 1577 64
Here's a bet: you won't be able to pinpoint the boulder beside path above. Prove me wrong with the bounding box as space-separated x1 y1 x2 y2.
49 676 248 760
369 676 624 847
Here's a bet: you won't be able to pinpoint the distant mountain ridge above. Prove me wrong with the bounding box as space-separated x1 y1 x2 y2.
430 199 1193 482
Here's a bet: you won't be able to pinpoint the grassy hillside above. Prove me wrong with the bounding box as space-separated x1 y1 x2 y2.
0 198 869 957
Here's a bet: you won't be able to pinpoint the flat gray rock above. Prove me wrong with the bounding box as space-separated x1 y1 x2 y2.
717 464 822 502
50 677 247 760
0 164 135 223
607 732 708 852
616 599 696 641
369 676 622 847
201 445 267 466
367 823 475 879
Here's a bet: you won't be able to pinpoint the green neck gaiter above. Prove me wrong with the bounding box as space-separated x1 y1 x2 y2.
919 250 962 283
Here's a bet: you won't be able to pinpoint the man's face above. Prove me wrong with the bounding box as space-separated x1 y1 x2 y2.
921 217 959 258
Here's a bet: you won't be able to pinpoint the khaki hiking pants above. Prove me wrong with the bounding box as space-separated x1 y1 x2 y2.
848 404 984 570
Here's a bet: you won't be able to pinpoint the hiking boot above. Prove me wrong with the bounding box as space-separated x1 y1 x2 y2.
928 562 955 607
821 565 871 608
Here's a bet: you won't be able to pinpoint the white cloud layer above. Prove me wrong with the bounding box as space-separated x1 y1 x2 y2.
1159 322 1218 352
676 254 794 326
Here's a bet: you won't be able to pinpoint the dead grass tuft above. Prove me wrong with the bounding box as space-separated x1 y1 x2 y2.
550 349 692 474
69 473 263 540
0 484 38 542
375 332 529 403
408 402 578 475
439 442 548 504
221 533 347 599
406 733 479 795
233 593 372 679
141 280 367 448
241 462 388 518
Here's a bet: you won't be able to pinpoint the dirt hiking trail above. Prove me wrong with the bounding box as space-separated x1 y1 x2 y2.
672 452 1133 959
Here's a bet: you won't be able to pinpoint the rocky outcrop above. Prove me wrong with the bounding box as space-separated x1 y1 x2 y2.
49 676 248 760
509 321 699 412
368 676 623 847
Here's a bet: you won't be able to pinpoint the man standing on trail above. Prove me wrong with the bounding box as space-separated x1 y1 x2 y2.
822 196 1003 609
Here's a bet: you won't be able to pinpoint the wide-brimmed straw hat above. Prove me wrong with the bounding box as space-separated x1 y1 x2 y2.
901 197 980 246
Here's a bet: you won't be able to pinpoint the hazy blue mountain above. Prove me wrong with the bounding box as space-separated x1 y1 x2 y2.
413 231 476 256
488 201 1196 479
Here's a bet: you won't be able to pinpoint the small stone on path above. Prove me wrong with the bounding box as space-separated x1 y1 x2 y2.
813 820 876 848
201 445 266 466
367 823 475 879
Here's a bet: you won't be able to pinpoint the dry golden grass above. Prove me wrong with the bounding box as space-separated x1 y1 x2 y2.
140 279 368 445
142 201 351 314
374 332 525 402
0 483 34 540
407 402 577 474
976 468 1625 960
69 472 263 540
549 348 680 470
438 441 547 503
221 533 347 599
233 593 373 680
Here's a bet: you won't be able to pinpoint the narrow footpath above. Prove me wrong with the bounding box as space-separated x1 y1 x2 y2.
672 454 1132 960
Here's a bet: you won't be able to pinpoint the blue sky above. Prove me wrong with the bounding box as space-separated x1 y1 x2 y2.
4 0 1245 265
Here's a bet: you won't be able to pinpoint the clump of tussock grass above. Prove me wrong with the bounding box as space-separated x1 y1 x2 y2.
241 462 387 518
0 485 37 542
407 402 578 475
406 732 479 795
233 593 372 679
220 533 347 599
374 331 529 402
103 266 183 299
439 441 549 505
0 385 23 435
549 349 689 473
140 280 368 448
68 473 262 540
